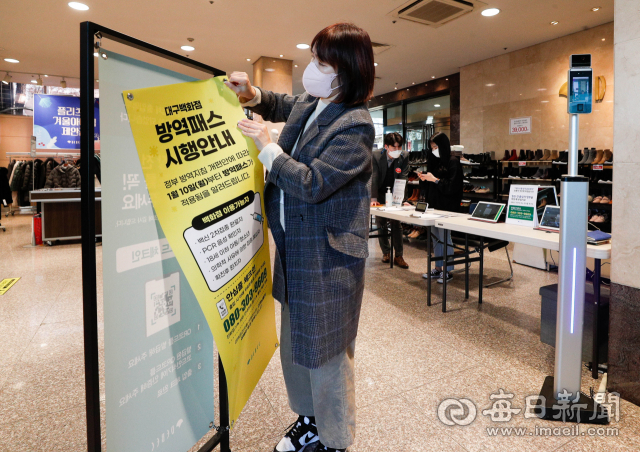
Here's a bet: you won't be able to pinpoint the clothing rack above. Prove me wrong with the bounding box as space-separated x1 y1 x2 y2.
5 151 82 216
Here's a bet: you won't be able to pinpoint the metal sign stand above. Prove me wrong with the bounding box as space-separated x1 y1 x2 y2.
537 55 608 425
80 21 230 452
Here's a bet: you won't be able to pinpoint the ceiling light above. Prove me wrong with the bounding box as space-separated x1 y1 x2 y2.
44 74 48 77
181 46 195 51
486 83 495 86
297 44 310 49
31 79 37 84
3 58 19 63
481 8 500 17
434 104 441 107
591 7 601 12
538 88 547 91
93 52 99 57
412 82 415 85
431 76 435 79
68 2 89 10
60 78 67 88
374 63 378 67
265 68 275 72
246 58 251 61
2 73 11 84
551 21 559 25
279 54 284 57
602 38 606 41
294 65 298 67
541 100 549 103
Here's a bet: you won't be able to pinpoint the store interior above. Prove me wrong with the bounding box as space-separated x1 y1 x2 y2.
1 0 640 451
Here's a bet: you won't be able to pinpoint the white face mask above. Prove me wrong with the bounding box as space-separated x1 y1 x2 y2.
302 61 340 98
388 150 401 159
432 147 440 158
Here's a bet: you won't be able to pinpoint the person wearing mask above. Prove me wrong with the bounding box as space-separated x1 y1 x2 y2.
225 22 375 452
371 132 410 268
417 132 463 283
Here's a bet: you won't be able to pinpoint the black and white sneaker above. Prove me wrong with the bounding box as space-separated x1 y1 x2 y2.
422 268 440 279
274 416 319 452
437 272 453 284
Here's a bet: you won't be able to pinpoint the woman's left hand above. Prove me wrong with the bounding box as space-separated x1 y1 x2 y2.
237 119 272 151
425 172 438 182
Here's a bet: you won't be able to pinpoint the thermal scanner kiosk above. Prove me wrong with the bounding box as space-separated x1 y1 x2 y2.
537 54 609 424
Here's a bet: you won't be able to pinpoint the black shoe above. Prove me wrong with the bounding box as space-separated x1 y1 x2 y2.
312 442 346 452
274 416 319 452
437 271 453 284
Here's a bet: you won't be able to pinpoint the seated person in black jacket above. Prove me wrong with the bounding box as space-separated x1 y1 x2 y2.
417 132 463 283
371 132 410 269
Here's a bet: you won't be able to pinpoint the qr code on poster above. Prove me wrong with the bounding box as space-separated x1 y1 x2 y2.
152 288 176 322
145 272 181 337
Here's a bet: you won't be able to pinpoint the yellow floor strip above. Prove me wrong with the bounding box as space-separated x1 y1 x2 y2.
0 278 20 295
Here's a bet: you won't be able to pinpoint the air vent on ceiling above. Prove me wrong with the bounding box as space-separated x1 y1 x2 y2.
389 0 481 28
371 41 392 55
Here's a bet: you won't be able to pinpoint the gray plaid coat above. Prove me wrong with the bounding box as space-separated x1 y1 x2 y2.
249 88 374 369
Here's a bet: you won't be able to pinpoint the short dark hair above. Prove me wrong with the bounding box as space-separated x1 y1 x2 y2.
312 23 375 107
384 132 403 147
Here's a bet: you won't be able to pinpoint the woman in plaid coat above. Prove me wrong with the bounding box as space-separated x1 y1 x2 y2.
227 22 375 452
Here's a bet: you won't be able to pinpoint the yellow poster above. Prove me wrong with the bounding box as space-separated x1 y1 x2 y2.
123 77 278 428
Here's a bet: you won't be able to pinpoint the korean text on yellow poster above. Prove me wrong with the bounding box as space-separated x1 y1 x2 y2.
123 77 278 429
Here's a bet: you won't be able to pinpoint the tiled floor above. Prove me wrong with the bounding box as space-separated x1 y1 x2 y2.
1 213 638 451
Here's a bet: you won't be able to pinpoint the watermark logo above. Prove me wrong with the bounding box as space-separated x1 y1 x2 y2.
437 398 477 426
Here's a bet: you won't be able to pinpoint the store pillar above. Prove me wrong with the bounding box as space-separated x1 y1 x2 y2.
252 56 292 138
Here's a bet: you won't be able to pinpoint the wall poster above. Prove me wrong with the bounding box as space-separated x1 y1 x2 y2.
122 77 278 430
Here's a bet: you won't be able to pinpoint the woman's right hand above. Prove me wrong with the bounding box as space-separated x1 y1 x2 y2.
224 72 257 103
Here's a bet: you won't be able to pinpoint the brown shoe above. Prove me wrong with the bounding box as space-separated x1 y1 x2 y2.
394 256 409 269
382 253 390 263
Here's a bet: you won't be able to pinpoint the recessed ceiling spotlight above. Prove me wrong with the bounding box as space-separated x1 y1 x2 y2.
434 104 441 107
602 38 606 41
591 7 601 12
481 8 500 17
297 44 310 49
279 54 284 57
412 82 415 85
486 83 495 86
431 76 435 79
374 62 378 66
181 45 195 51
246 58 251 61
538 88 547 91
294 64 298 67
44 74 48 77
541 100 549 103
3 58 19 63
68 2 89 10
265 68 275 72
551 21 559 25
93 52 99 57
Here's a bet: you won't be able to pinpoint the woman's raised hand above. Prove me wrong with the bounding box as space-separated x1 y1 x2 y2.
224 72 257 103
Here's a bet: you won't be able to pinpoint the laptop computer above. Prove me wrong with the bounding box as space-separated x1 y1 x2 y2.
469 202 506 223
535 205 561 232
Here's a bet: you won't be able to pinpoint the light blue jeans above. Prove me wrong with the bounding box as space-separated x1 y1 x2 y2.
432 226 454 272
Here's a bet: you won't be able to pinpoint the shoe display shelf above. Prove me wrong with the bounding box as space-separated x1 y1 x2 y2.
461 153 499 202
499 156 559 202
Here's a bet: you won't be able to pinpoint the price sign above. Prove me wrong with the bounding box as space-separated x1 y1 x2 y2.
518 161 527 166
593 164 603 171
510 117 532 135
